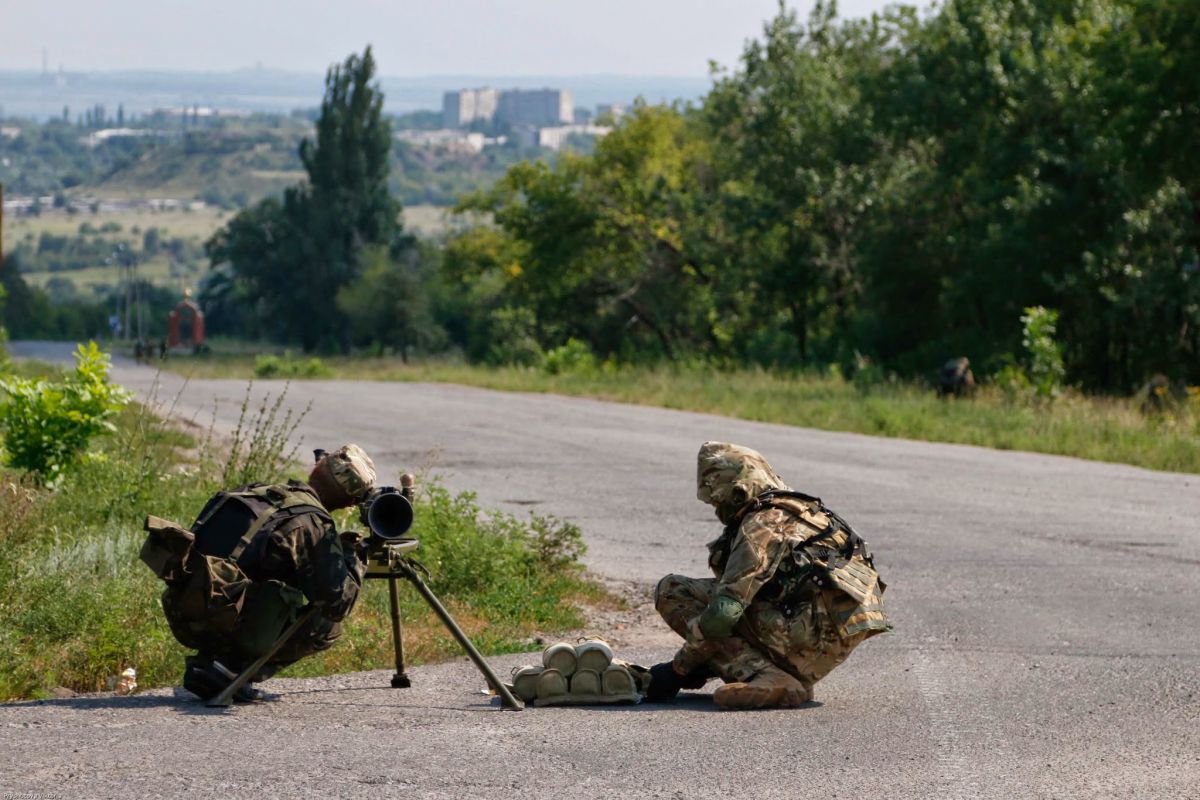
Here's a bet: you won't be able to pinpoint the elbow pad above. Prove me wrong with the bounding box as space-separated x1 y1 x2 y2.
696 593 746 640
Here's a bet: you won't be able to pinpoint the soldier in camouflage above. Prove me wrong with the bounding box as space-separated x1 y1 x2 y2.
937 356 976 397
170 444 377 701
647 442 891 710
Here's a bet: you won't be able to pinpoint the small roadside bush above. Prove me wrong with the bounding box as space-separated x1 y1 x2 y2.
1021 306 1065 399
253 353 331 379
542 338 597 375
0 342 132 485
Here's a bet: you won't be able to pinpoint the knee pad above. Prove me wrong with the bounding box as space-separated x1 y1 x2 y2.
654 574 683 610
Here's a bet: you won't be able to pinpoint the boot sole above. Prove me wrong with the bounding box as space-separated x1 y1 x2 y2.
713 684 808 710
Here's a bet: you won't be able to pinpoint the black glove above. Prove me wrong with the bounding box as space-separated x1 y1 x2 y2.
645 662 683 702
678 665 714 690
339 531 368 565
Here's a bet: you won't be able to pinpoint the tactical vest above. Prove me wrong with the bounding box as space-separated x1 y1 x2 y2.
140 482 330 658
713 490 891 641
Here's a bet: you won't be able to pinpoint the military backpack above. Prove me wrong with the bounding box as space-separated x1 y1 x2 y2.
140 483 330 658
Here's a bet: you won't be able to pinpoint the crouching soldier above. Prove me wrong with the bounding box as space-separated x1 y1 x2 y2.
937 356 976 397
140 444 376 701
647 442 891 710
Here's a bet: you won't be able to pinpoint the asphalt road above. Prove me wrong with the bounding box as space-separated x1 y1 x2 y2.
2 341 1198 799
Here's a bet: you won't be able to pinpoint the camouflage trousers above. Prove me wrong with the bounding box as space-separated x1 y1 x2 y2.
267 615 342 671
654 574 868 688
202 612 343 678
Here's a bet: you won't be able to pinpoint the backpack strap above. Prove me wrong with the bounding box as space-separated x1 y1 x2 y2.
226 484 333 561
735 489 868 560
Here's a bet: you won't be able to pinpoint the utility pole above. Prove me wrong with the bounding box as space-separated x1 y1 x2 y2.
1 182 5 274
134 256 144 342
120 245 131 342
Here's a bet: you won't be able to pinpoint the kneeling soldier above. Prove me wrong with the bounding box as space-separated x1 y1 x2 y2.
648 442 891 709
142 445 376 701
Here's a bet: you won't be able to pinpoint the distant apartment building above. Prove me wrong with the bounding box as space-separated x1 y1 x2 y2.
396 128 506 154
442 88 498 128
443 87 573 129
496 89 573 127
535 124 612 151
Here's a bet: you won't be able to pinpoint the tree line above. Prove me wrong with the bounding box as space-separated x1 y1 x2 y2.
440 0 1198 390
98 1 1200 390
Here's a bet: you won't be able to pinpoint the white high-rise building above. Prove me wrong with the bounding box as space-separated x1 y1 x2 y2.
496 89 573 127
442 88 498 128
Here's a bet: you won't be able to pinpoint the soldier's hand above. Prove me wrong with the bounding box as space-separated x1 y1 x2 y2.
645 662 683 702
339 530 368 563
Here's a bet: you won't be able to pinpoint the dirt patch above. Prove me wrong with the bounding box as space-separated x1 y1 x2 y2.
573 577 679 651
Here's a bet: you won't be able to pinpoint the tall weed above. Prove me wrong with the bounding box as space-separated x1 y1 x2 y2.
211 382 310 487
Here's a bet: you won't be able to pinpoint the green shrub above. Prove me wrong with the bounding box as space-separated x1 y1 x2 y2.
543 338 597 375
1021 306 1066 399
994 359 1033 400
0 342 132 485
253 354 283 377
253 353 331 379
216 382 309 487
301 357 331 378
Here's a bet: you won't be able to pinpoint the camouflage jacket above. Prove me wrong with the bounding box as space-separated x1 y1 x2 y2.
674 494 889 672
229 482 365 622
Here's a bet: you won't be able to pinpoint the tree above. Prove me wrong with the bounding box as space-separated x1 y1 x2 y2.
335 244 442 360
702 2 904 363
206 46 405 352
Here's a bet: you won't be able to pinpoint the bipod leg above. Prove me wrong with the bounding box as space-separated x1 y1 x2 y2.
398 562 522 710
207 606 320 708
388 576 411 688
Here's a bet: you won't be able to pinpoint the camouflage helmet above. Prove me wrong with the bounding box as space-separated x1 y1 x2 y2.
313 444 377 504
696 442 788 522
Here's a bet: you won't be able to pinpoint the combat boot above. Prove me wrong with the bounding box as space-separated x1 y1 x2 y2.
182 655 266 703
712 664 810 710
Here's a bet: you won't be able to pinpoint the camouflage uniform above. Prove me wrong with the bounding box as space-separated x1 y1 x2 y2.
225 482 363 670
157 445 376 681
655 442 890 704
938 357 976 397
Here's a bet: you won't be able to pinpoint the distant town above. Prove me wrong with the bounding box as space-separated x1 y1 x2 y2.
394 86 624 153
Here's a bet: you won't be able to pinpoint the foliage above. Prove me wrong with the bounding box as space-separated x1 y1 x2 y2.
542 338 598 375
206 47 406 352
439 0 1200 391
334 244 444 360
252 353 331 379
0 251 123 341
0 342 132 485
406 482 587 601
214 382 309 487
481 306 544 366
16 1 1196 391
1021 306 1066 399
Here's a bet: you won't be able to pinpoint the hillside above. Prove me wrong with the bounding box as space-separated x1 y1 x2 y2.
1 115 539 210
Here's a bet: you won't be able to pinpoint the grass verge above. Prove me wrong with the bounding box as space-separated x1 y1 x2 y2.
0 372 604 700
163 353 1200 474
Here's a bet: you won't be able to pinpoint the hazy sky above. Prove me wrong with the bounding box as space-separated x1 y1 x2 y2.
3 0 896 76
